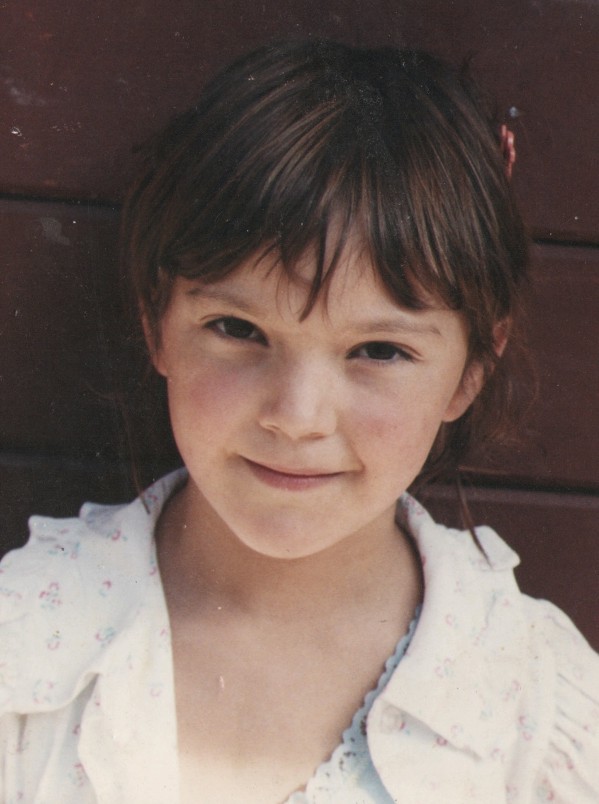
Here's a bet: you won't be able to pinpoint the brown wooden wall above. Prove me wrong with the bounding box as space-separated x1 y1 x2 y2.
1 0 598 647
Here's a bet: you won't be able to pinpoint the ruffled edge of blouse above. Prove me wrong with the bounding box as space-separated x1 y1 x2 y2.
527 599 599 800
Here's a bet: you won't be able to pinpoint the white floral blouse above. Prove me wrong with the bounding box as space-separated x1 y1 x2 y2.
0 469 598 803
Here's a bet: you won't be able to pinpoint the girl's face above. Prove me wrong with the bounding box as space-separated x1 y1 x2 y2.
150 248 480 559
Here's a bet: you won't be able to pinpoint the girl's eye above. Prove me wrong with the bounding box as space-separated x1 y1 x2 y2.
352 341 415 363
209 316 265 343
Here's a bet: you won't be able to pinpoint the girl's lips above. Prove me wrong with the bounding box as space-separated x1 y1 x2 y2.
243 458 342 490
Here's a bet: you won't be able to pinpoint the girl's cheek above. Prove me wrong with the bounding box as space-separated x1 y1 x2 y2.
351 389 443 448
172 359 259 419
347 395 410 445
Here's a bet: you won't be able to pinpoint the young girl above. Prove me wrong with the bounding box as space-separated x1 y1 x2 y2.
1 40 597 803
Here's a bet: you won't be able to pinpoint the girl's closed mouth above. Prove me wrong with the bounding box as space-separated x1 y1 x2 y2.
242 458 343 489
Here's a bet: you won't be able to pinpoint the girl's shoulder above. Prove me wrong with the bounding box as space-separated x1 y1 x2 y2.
0 470 183 716
0 468 186 616
0 495 147 620
0 503 129 622
401 492 599 707
0 502 140 711
384 494 599 799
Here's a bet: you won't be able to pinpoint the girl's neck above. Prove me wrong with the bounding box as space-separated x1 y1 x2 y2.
156 482 423 628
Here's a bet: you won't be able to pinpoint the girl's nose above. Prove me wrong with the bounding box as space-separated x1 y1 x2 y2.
258 358 338 441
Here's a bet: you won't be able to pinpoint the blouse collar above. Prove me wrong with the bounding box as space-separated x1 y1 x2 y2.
375 493 530 758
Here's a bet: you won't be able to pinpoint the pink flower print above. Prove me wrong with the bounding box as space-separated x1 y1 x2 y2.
47 540 80 559
99 579 112 597
157 626 171 652
32 678 56 705
0 586 23 601
95 626 117 646
39 581 62 610
46 630 61 650
149 682 163 698
435 657 455 679
106 527 126 542
379 703 407 734
502 678 522 702
434 736 448 747
69 762 87 788
518 713 537 741
490 747 506 763
535 777 556 801
141 489 160 511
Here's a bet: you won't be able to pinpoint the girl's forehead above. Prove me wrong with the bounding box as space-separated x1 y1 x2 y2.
190 245 447 326
226 245 390 310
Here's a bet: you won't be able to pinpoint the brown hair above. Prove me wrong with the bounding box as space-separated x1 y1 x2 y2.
121 39 529 488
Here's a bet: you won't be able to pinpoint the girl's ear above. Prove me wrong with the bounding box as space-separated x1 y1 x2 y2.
442 318 511 423
492 317 511 358
141 311 168 377
442 360 485 423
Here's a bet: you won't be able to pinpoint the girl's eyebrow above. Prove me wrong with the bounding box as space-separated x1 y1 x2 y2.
185 285 260 315
349 318 443 338
186 284 442 337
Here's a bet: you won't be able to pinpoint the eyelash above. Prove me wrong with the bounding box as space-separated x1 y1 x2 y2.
207 317 416 364
208 316 266 343
349 342 416 364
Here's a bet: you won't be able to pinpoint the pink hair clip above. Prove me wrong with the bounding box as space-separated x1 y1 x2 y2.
500 124 516 180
